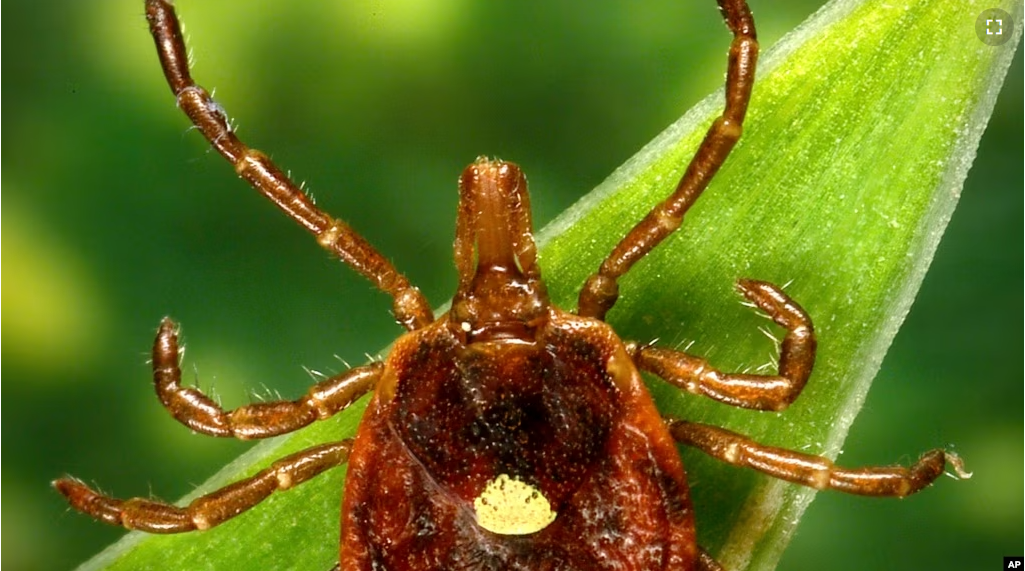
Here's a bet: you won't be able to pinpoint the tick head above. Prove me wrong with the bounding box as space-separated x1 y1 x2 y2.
449 158 550 344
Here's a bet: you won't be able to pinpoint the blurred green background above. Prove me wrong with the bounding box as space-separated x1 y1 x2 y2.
3 1 1021 570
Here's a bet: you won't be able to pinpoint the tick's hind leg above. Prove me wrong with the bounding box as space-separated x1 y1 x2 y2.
577 0 758 320
153 318 378 439
144 0 431 330
669 420 970 496
54 441 351 532
631 279 815 411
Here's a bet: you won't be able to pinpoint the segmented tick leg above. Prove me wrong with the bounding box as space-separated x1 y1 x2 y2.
154 318 379 439
577 0 758 319
631 279 815 411
54 441 352 533
669 420 970 496
144 0 432 329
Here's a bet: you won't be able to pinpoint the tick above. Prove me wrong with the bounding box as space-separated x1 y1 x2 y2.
55 1 969 569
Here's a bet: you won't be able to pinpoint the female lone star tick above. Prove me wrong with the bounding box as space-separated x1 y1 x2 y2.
55 1 970 569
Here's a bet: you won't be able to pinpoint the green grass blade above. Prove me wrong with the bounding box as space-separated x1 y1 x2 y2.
76 0 1019 569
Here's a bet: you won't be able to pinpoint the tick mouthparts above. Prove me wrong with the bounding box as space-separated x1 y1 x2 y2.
450 158 550 341
455 158 539 281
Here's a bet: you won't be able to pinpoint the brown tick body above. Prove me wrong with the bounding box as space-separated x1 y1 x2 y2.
55 1 968 569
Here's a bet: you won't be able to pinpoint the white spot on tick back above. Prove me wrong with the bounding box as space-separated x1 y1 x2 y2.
473 474 556 535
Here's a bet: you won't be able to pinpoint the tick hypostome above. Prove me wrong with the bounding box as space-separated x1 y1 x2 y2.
55 1 969 569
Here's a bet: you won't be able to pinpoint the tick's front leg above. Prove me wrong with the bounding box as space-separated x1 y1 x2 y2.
577 0 758 320
145 0 433 330
631 279 815 411
54 441 351 532
669 420 970 496
154 318 379 438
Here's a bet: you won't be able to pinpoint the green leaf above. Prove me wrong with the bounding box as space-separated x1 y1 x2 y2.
75 0 1019 569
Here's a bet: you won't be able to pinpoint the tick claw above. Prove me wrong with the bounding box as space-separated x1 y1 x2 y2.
945 452 972 479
